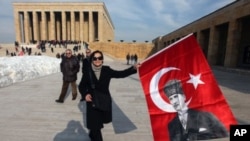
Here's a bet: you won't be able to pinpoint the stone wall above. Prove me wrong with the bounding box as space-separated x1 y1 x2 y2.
89 42 154 61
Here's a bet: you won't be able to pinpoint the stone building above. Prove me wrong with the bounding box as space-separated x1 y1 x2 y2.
12 2 114 44
153 0 250 69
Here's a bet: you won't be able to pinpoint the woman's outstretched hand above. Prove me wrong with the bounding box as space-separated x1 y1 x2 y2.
133 63 141 70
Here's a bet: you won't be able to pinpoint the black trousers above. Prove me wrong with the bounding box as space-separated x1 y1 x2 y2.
89 130 103 141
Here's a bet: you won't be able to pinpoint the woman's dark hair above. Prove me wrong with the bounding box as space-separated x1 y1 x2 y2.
90 50 104 61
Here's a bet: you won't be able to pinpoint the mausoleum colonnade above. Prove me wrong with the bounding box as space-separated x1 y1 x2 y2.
13 3 115 44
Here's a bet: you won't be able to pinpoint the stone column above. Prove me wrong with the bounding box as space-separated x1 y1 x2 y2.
75 12 80 41
196 32 201 44
207 26 219 65
62 11 66 41
89 11 93 42
71 11 75 40
80 11 84 42
50 11 55 40
98 11 103 42
224 20 240 67
32 11 38 42
14 11 22 43
24 11 30 44
67 12 71 40
56 15 61 40
41 11 47 40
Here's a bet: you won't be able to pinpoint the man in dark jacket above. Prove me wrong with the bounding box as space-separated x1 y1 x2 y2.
82 49 91 74
56 49 80 103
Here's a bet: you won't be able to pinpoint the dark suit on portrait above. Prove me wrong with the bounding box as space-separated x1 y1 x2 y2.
168 109 228 141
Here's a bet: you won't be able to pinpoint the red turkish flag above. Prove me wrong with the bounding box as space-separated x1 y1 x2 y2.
139 34 237 141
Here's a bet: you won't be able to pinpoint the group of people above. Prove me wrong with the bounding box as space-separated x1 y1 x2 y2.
8 40 88 60
6 46 41 57
126 53 138 65
39 40 83 54
55 48 140 141
36 39 86 49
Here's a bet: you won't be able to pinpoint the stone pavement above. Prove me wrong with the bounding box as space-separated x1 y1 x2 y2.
0 55 250 141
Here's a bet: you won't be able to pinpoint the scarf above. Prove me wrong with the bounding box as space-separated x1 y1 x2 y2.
91 64 102 80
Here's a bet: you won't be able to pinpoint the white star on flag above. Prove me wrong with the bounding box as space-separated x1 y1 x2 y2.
187 73 205 89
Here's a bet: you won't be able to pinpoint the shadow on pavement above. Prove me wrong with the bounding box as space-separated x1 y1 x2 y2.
112 100 137 134
77 99 137 135
53 120 89 141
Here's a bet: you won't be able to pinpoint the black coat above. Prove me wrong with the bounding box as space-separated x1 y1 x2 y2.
168 109 228 141
60 56 80 82
78 65 137 130
82 57 90 74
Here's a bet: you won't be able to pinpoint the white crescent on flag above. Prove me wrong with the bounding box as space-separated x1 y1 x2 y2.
149 67 191 113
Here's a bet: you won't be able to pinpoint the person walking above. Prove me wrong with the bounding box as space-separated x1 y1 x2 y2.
126 53 130 65
55 49 80 103
79 49 92 101
51 47 54 53
78 50 140 141
82 49 92 73
134 54 138 64
130 54 134 65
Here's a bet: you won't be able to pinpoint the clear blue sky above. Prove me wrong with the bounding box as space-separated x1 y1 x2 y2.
0 0 235 43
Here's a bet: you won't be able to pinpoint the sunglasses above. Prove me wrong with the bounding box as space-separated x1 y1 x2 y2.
66 52 71 55
93 56 103 61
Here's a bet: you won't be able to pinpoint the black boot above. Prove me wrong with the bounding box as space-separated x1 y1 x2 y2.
89 130 103 141
55 99 64 103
